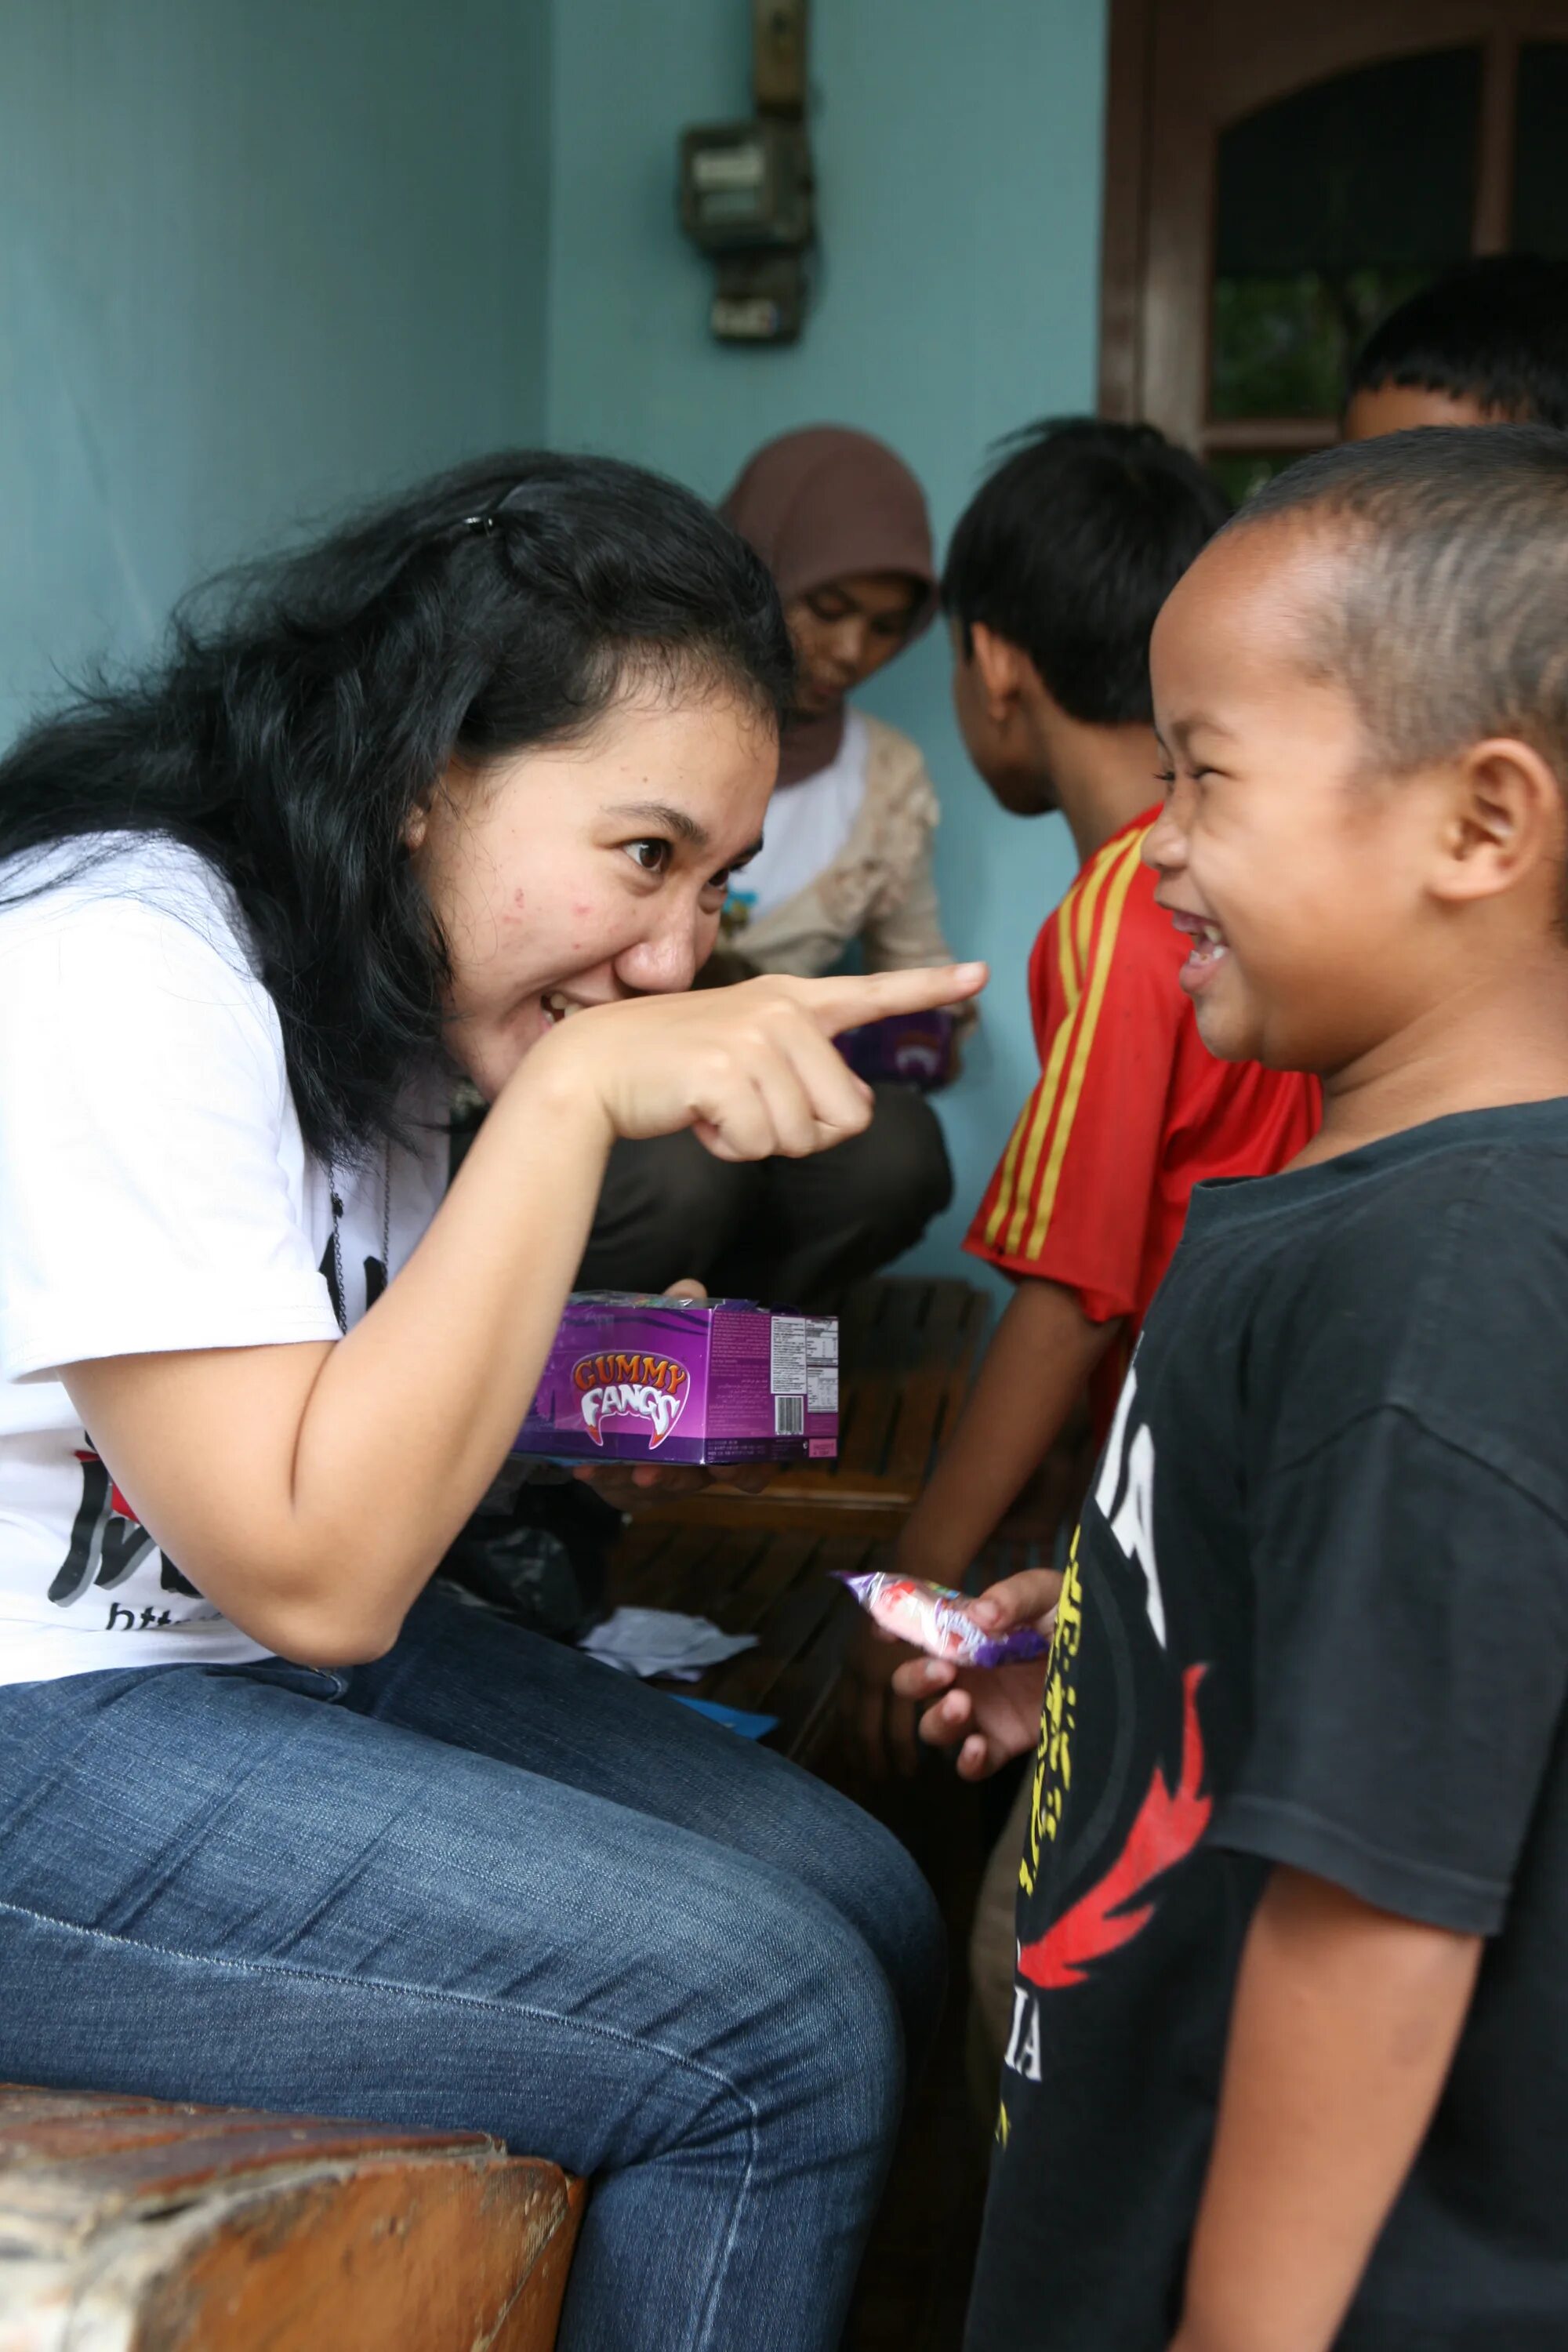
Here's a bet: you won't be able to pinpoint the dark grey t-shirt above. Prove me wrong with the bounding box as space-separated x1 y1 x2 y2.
968 1098 1568 2352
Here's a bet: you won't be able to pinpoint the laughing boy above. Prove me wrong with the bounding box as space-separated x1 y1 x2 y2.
908 426 1568 2352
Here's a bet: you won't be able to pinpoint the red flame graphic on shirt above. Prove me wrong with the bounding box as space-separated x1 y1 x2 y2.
74 1450 139 1524
1017 1664 1210 1991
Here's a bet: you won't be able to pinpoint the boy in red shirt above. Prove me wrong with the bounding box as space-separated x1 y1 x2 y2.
964 794 1312 1449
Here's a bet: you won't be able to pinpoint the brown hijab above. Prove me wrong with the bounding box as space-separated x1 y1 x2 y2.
720 425 938 786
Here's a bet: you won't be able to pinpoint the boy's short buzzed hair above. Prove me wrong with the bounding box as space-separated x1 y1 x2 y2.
1235 424 1568 783
942 419 1232 726
1347 255 1568 431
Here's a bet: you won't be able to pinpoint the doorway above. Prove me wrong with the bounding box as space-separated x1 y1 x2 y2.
1099 2 1568 495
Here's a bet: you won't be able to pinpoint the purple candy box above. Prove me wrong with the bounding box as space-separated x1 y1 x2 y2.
837 1008 956 1091
513 1291 839 1466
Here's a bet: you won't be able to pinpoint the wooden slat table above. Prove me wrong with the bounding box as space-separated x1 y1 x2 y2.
0 2083 585 2352
637 1276 992 1541
604 1515 875 1762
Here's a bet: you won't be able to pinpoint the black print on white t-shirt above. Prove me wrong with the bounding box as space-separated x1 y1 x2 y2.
48 1448 200 1611
318 1240 387 1330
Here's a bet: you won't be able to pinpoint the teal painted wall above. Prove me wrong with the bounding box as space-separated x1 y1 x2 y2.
2 0 1109 1284
0 0 552 742
546 0 1109 1285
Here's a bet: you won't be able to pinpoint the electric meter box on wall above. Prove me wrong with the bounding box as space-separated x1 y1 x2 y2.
512 1291 840 1467
679 121 813 251
677 118 815 343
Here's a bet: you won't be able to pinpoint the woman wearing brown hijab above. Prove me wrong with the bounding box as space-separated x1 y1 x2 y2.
577 425 964 1306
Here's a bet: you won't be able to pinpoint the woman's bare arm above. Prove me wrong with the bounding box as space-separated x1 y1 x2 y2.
65 962 982 1667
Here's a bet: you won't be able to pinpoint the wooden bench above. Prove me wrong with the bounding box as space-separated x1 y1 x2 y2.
0 2082 586 2352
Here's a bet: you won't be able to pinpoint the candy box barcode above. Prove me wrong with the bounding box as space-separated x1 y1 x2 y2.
512 1292 839 1466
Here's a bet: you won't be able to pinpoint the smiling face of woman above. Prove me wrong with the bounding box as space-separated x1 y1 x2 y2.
408 685 778 1101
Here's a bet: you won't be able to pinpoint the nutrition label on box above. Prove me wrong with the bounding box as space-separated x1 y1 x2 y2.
770 1316 808 1395
770 1315 838 1397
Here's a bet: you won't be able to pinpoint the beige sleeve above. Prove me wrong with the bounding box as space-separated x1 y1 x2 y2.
738 723 968 993
859 744 978 1029
861 831 953 971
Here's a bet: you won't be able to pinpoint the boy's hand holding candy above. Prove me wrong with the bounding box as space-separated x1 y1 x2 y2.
890 1566 1062 1781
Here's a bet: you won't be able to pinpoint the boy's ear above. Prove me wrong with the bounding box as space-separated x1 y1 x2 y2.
969 622 1033 724
1432 739 1566 906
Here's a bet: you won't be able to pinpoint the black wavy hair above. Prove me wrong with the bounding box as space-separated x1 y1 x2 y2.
941 419 1232 725
1347 255 1568 431
0 451 793 1163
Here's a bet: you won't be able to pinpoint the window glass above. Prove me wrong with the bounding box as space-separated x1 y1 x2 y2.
1206 452 1300 509
1212 48 1481 419
1513 42 1568 254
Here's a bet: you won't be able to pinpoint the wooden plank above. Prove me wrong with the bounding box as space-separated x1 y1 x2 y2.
839 1282 924 1475
0 2085 585 2352
1098 0 1159 423
612 1519 804 1628
0 2088 493 2223
1472 27 1520 252
124 2151 576 2352
603 1520 878 1756
750 1592 864 1769
705 1545 848 1715
881 1283 987 1482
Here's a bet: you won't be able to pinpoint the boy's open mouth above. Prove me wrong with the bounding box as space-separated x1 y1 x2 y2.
542 990 572 1028
1167 909 1229 991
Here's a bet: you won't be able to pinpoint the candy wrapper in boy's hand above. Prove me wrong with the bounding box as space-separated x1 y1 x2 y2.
834 1570 1051 1669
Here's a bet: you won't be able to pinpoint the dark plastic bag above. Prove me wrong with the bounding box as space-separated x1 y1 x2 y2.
437 1475 616 1642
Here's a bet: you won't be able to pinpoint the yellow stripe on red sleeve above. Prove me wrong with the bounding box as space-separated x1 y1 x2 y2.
978 866 1088 1256
974 826 1149 1265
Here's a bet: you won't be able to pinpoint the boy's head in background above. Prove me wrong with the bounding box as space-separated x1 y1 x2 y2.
941 419 1230 816
1345 254 1568 441
1146 425 1568 1077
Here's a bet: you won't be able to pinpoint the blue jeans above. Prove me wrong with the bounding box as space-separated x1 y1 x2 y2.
0 1589 945 2351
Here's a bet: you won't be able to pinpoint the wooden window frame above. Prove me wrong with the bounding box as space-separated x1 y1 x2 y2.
1097 0 1565 454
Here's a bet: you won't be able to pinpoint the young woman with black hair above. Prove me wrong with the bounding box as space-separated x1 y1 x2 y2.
0 452 981 2351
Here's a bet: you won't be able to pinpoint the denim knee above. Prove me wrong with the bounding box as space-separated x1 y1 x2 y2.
753 1895 907 2166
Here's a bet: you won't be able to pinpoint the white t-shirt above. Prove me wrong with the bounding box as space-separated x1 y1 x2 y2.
730 707 870 923
0 837 448 1686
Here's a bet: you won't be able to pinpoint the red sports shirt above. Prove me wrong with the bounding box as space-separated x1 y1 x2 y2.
966 808 1319 1435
